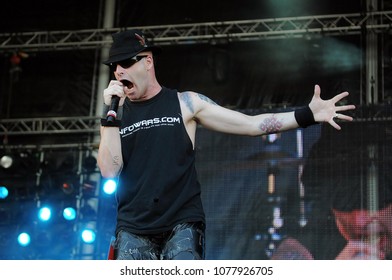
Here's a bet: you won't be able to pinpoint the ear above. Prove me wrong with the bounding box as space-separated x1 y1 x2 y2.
145 55 154 70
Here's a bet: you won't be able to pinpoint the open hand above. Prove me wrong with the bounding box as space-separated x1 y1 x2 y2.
309 84 356 130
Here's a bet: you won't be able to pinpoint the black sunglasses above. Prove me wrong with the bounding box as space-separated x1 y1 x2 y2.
109 55 148 72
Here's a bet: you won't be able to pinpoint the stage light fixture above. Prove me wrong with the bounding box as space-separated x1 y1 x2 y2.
0 155 13 169
81 229 96 244
61 181 75 195
0 151 39 177
38 206 52 222
102 179 117 195
63 207 76 221
17 232 31 247
0 186 9 199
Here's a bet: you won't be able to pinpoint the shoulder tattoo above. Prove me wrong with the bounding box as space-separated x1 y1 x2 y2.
180 91 217 114
197 93 217 105
180 91 195 113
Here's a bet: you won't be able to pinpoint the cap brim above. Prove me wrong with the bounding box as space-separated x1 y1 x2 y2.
102 46 162 65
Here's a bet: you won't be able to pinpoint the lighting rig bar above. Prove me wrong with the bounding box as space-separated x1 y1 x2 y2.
0 11 391 52
0 116 99 136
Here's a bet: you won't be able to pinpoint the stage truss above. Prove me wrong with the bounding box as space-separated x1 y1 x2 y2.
0 11 391 52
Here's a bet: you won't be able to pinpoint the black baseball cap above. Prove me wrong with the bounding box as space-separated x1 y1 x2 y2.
103 29 161 65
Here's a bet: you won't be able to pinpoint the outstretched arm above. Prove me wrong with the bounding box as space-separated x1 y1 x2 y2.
183 84 355 136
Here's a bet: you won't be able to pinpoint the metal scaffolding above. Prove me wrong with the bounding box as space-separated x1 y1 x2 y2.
1 11 391 52
0 116 99 136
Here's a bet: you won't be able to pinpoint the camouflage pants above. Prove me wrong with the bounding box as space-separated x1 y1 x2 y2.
113 222 205 260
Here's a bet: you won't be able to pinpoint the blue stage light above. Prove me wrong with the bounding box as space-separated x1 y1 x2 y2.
0 186 8 199
63 207 76 221
81 229 96 243
102 179 117 195
17 232 31 247
38 206 52 222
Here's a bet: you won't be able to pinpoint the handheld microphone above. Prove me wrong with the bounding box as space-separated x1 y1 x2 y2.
106 96 120 123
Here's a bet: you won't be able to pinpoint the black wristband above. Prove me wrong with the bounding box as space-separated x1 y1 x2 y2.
101 104 123 120
101 118 121 127
294 106 317 128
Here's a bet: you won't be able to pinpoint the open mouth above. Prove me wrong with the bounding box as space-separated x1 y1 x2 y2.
120 79 133 89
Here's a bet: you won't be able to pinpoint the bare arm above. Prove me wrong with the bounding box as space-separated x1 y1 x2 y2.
180 85 355 136
97 126 123 178
97 80 126 178
196 103 297 136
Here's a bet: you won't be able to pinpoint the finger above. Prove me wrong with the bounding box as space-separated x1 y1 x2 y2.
335 113 353 122
329 120 341 130
331 91 349 103
336 104 356 112
313 84 321 99
111 83 125 93
108 80 121 86
109 80 124 88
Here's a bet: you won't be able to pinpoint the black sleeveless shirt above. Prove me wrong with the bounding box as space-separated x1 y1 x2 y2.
115 87 205 235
